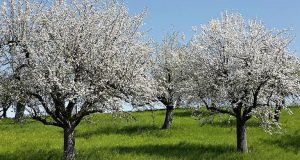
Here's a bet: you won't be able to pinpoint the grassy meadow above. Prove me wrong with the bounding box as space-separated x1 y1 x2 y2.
0 108 300 160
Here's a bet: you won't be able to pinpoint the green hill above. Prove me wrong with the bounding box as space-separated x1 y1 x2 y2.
0 108 300 160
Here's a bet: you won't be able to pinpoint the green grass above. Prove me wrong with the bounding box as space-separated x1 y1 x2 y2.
0 108 300 160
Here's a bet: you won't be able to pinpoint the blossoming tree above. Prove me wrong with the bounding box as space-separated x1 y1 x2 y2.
0 0 34 121
0 77 14 118
0 0 154 159
152 32 187 129
187 12 299 152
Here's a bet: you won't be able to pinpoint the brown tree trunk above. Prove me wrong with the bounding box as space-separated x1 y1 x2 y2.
64 127 75 160
15 102 25 122
162 105 174 129
236 118 248 152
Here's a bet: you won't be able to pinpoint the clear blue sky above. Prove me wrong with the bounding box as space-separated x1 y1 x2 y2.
0 0 299 51
126 0 300 53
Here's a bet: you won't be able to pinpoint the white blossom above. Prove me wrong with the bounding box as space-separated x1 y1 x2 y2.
186 11 300 152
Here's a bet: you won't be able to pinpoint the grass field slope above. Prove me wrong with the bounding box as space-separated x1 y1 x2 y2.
0 108 300 160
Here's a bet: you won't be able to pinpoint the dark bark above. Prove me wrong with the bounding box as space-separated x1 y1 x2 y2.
162 105 174 129
273 100 284 122
273 106 282 122
236 118 248 152
29 92 103 160
64 127 75 160
2 107 8 118
15 102 25 122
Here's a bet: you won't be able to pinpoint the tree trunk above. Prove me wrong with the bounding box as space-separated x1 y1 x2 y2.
273 105 282 122
162 105 174 129
236 118 248 152
15 102 25 122
2 107 8 118
64 127 76 160
273 100 284 122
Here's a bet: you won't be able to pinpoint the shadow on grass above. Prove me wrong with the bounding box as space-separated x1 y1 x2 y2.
263 132 300 153
156 109 193 117
113 142 237 160
205 120 261 128
0 143 236 160
173 110 192 117
0 149 62 160
76 125 161 139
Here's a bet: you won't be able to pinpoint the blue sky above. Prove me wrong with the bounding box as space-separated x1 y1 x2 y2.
0 0 298 51
127 0 300 53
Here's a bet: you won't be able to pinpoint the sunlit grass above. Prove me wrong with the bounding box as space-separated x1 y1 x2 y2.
0 108 300 160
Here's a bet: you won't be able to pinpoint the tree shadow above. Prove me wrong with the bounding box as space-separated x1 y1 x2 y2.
263 131 300 154
76 125 162 139
113 142 237 160
0 149 61 160
205 120 261 128
173 110 192 117
193 110 260 128
0 143 237 160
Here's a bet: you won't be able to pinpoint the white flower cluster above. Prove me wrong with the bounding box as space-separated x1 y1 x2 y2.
185 12 300 132
0 0 155 128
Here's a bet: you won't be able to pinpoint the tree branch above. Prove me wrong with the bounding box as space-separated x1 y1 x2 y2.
28 92 65 126
71 108 103 130
202 99 236 116
31 107 63 127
